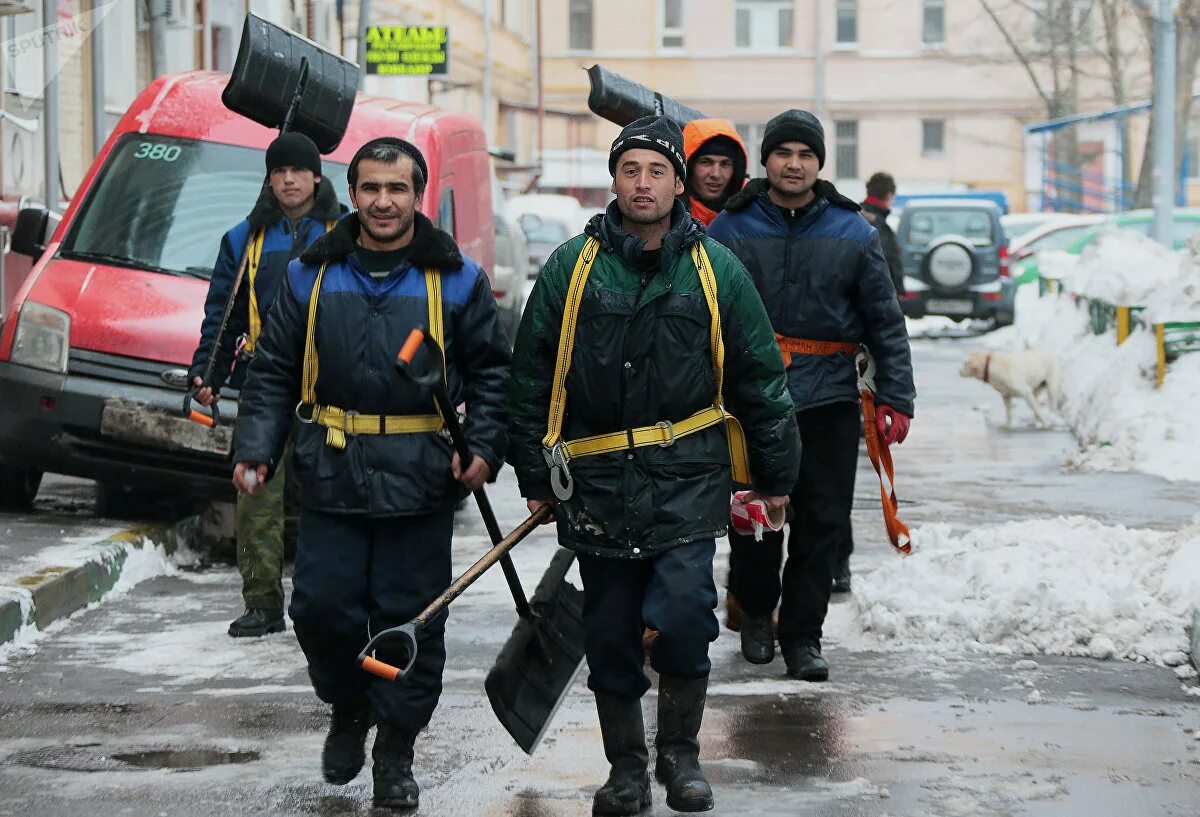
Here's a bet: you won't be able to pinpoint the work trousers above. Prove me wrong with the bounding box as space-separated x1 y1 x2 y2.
235 438 293 612
729 401 860 649
289 508 453 734
577 538 719 700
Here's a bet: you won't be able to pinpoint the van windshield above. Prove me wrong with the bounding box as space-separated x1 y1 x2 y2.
61 134 349 279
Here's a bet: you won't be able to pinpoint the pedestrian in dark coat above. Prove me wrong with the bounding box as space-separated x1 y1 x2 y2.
232 137 511 811
708 109 915 683
188 132 343 639
861 171 906 296
509 115 799 815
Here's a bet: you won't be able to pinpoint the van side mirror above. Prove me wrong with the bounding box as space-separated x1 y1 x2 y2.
11 206 50 258
518 213 544 236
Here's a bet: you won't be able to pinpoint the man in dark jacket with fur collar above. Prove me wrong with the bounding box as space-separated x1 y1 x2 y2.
233 137 511 810
189 132 342 639
510 116 799 815
708 110 916 683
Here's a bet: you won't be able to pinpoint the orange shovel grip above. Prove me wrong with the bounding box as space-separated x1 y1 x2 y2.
361 656 400 682
397 329 425 364
189 409 215 427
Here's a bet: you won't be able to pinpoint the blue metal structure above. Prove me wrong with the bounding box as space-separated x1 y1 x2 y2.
1025 98 1196 213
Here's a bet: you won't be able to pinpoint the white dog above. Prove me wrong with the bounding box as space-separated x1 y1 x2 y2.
960 349 1061 428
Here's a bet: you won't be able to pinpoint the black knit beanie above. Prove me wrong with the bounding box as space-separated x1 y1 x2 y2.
608 115 687 181
760 109 826 169
265 132 322 176
348 137 430 190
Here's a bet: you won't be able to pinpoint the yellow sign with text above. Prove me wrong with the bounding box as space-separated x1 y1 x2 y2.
363 26 449 76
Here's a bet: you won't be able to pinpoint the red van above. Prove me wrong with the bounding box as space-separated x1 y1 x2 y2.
0 71 493 509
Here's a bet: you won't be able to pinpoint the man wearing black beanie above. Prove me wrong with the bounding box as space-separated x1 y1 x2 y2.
709 110 915 684
509 115 799 814
189 129 342 642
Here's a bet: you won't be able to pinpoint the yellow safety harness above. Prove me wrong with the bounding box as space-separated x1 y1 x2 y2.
541 236 752 499
296 264 445 450
245 220 338 354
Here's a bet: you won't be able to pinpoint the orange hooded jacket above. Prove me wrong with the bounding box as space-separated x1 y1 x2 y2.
682 118 748 226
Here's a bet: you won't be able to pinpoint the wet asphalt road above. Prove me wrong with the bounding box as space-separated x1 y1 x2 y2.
1 333 1198 816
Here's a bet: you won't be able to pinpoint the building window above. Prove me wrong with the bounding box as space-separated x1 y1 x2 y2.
836 0 857 45
835 120 858 179
569 0 593 51
922 119 945 155
736 122 765 172
735 1 794 49
660 0 685 49
923 0 945 46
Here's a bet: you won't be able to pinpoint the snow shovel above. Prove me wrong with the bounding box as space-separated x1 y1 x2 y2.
358 328 586 754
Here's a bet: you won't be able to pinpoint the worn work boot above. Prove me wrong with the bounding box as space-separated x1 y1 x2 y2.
832 557 852 594
724 590 743 632
372 725 420 810
655 675 715 812
783 643 830 682
227 608 285 638
592 692 651 815
322 699 371 785
739 613 775 665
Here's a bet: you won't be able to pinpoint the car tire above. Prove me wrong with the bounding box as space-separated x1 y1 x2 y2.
0 464 43 510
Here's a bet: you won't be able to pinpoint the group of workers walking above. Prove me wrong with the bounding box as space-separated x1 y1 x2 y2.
188 105 914 813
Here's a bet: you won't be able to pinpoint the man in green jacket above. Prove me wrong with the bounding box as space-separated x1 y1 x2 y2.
508 116 800 815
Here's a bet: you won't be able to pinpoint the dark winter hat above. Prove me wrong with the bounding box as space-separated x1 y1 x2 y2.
265 132 322 176
348 137 429 192
760 109 825 169
690 135 742 166
608 115 687 181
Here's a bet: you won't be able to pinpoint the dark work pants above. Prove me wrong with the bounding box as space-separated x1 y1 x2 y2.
729 402 861 649
577 538 720 700
289 508 453 735
839 419 862 563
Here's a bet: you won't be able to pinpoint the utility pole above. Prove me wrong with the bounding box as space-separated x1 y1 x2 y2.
90 0 106 158
149 0 168 78
812 0 824 122
356 0 370 91
43 0 59 210
1152 0 1177 246
482 0 493 143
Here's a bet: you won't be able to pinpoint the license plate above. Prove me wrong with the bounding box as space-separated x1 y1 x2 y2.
101 398 233 457
925 298 974 316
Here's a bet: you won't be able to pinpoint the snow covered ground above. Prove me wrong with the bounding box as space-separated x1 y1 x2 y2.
987 230 1200 483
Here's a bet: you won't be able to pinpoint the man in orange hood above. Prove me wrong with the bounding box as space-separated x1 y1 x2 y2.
682 118 748 226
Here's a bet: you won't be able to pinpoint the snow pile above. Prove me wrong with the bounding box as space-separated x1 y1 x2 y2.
836 516 1200 663
1009 234 1200 481
1064 228 1181 304
1144 231 1200 322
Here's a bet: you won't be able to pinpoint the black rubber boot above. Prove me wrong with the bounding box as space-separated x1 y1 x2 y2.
592 693 651 816
783 643 830 682
227 608 285 637
832 556 852 594
654 675 714 812
739 613 775 664
321 699 371 785
372 725 420 810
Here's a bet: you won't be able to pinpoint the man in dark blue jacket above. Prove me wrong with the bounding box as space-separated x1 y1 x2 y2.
708 110 915 682
232 137 510 810
189 132 342 639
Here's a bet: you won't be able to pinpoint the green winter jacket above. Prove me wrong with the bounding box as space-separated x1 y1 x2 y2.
508 200 800 558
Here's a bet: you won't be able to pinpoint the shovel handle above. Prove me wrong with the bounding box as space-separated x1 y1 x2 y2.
397 328 425 365
188 408 215 428
361 656 400 682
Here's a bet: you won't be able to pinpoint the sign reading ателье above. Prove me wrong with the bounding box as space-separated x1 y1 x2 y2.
363 26 449 76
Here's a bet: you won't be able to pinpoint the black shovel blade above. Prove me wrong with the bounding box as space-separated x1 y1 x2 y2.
485 548 587 754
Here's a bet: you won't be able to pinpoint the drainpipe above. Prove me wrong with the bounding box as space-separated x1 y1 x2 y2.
813 0 825 121
44 0 60 209
482 0 493 142
90 0 106 157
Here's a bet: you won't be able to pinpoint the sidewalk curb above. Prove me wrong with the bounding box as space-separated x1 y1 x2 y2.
0 515 199 649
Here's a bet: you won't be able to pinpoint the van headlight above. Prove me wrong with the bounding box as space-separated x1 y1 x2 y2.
11 301 70 373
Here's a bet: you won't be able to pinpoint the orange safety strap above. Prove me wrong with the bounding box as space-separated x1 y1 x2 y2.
775 334 859 368
856 358 911 555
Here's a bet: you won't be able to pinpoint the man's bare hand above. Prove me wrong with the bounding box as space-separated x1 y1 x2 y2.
742 492 789 514
233 461 269 495
452 452 492 493
527 499 556 524
191 376 219 407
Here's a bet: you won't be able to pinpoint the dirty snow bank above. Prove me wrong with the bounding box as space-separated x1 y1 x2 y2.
1006 229 1200 481
831 516 1200 663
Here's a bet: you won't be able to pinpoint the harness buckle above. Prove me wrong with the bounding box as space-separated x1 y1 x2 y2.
855 347 877 395
655 420 676 447
344 409 360 437
543 442 574 501
294 402 315 424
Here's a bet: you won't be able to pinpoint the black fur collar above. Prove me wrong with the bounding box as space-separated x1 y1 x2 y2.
299 210 463 269
723 177 861 214
246 177 344 231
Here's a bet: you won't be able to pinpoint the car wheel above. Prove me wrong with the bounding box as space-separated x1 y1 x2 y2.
0 464 43 510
